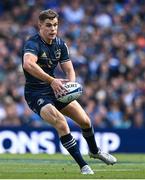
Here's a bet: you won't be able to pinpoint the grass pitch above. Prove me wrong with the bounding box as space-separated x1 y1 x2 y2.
0 153 144 179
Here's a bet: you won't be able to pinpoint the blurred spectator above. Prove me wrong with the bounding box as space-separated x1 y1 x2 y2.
1 96 21 126
62 0 85 23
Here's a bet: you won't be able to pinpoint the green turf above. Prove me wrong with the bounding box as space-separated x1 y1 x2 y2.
0 153 144 179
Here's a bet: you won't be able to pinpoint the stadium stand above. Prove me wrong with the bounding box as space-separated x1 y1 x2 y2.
0 0 145 128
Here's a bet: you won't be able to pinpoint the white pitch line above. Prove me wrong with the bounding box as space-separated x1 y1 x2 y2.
94 169 141 172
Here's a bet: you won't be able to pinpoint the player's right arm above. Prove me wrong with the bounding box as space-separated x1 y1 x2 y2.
23 53 68 96
23 40 56 85
23 53 54 83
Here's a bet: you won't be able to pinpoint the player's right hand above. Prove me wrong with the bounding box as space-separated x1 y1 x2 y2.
50 78 69 98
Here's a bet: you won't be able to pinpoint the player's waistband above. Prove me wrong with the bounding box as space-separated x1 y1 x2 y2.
25 82 52 90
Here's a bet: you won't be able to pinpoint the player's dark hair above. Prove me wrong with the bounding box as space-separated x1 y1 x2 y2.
39 9 59 22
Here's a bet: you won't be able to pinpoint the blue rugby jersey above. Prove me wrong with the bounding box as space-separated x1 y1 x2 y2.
22 33 70 93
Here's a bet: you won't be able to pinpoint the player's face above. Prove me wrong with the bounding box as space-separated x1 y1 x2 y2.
39 17 58 42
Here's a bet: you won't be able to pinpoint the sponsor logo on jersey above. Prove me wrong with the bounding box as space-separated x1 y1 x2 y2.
41 52 47 58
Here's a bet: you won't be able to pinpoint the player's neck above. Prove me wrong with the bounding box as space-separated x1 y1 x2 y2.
39 33 52 45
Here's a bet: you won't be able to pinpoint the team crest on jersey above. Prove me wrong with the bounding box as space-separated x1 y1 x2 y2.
54 49 61 59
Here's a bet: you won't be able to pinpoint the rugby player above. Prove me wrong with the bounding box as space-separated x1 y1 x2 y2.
22 9 117 174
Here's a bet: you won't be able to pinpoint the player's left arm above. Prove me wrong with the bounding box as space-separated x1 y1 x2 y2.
59 41 75 82
60 60 76 82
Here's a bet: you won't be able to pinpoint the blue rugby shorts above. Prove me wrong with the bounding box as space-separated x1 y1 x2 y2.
24 91 70 116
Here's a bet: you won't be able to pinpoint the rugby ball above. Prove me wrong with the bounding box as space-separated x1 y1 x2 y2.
57 82 83 103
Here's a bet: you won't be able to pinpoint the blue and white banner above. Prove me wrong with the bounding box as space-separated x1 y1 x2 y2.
0 127 144 154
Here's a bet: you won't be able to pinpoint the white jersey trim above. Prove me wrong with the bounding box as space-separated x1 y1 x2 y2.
60 59 71 64
24 52 37 58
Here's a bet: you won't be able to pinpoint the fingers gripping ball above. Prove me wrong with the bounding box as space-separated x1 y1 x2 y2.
57 82 83 103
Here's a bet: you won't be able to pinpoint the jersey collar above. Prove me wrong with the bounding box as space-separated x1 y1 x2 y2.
38 33 56 45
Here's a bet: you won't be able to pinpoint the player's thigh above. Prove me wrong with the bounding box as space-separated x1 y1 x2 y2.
60 100 91 128
40 103 66 125
41 104 70 136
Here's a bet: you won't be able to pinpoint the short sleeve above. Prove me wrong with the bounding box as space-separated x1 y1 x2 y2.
23 40 39 56
59 42 70 64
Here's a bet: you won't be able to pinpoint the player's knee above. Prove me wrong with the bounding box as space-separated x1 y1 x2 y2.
56 121 69 135
80 115 91 129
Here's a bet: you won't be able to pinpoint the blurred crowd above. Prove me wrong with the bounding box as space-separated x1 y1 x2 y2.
0 0 145 128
